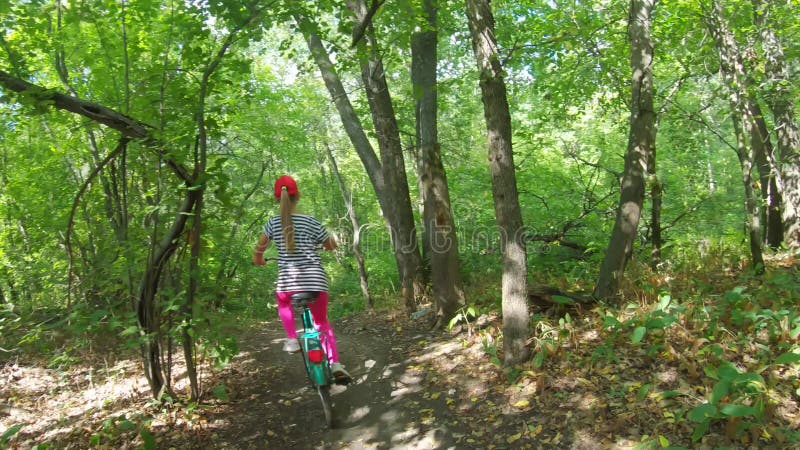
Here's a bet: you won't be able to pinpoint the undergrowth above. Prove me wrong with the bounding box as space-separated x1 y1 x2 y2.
465 250 800 448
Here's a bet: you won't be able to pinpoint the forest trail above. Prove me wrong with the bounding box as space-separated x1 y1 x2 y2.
8 287 799 449
204 310 463 449
3 308 523 450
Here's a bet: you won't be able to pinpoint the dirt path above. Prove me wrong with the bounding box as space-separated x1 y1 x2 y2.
2 309 527 450
171 310 462 449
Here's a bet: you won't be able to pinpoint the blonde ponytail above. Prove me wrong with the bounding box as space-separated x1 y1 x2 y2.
279 189 296 252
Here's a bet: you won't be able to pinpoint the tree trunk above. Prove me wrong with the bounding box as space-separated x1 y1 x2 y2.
704 0 765 271
138 191 199 397
296 13 423 312
324 144 373 307
412 0 465 326
752 0 800 249
650 76 688 267
594 0 656 300
0 71 191 396
749 99 784 248
183 194 201 401
345 0 424 312
649 160 663 266
409 144 432 285
465 0 529 365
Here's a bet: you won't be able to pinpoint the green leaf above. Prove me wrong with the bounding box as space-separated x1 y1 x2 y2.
710 380 730 405
213 384 228 401
631 326 647 344
719 404 757 417
645 317 666 329
447 314 461 329
120 325 140 336
735 372 765 387
551 295 574 304
1 424 23 444
637 383 652 400
775 352 800 365
118 419 137 431
716 363 739 381
688 403 717 422
140 428 156 450
724 286 747 303
656 294 671 311
691 419 710 442
532 351 545 368
602 315 621 329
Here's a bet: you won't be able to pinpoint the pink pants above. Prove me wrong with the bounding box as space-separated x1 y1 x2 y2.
275 291 339 364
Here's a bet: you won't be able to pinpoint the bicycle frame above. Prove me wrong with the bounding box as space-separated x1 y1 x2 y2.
292 293 335 427
292 293 331 387
296 300 331 387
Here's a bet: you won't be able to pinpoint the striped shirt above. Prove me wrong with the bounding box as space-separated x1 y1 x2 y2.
264 214 330 292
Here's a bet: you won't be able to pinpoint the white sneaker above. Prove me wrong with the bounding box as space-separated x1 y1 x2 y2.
282 338 300 353
331 362 352 383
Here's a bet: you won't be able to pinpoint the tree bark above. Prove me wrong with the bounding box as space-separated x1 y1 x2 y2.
344 0 424 312
752 0 800 249
749 99 784 248
138 191 199 397
324 144 373 307
296 13 424 312
465 0 529 365
704 0 765 271
412 0 465 326
594 0 656 300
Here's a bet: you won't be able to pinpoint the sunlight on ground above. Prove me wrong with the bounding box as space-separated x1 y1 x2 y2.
1 359 150 444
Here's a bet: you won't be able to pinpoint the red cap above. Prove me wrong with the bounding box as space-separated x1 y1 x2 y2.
274 175 299 199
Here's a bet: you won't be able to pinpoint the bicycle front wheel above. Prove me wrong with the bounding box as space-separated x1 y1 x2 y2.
317 385 334 428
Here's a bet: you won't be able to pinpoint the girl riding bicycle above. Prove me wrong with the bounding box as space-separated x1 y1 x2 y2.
252 175 351 382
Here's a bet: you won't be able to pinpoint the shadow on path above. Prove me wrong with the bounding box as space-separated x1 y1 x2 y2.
206 312 459 450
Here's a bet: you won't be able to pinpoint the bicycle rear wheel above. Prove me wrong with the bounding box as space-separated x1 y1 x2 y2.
317 385 334 428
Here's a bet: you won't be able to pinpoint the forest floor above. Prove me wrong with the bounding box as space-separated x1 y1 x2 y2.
2 306 544 450
3 305 629 450
2 262 800 450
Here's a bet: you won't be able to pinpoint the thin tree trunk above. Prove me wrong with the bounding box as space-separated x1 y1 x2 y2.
296 13 423 312
412 0 465 326
650 77 688 267
704 0 765 271
749 100 784 248
180 16 251 400
345 0 424 311
409 143 432 285
752 0 800 249
55 3 132 305
465 0 529 365
138 191 199 397
649 159 663 266
184 194 201 401
213 163 267 301
594 0 656 300
324 143 373 307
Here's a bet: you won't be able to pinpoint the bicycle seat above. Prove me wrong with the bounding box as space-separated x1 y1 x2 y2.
290 292 319 306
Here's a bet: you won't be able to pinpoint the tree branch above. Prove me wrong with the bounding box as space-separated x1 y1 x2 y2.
351 0 385 48
0 69 193 183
